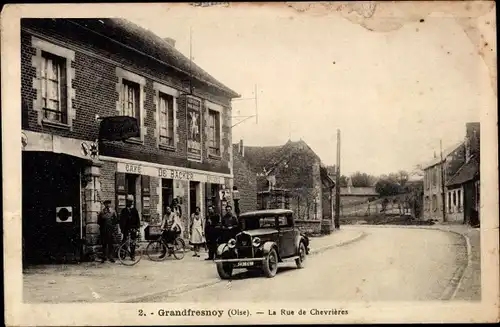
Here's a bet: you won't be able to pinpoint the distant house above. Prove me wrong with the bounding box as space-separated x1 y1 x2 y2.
340 185 379 207
421 122 480 224
445 123 480 225
242 139 336 221
421 141 466 221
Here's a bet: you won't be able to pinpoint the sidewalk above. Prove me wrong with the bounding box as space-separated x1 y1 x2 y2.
23 228 364 303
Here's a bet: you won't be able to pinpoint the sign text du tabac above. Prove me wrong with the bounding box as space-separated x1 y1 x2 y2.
125 163 221 183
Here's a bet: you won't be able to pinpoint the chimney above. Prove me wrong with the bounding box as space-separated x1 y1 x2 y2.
164 37 176 48
238 139 244 157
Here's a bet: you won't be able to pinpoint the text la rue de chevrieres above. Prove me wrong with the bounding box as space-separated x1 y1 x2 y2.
138 308 349 318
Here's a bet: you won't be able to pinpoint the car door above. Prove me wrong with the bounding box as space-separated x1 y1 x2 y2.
278 215 295 258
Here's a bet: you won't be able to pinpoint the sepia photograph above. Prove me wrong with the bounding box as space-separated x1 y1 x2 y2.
2 1 499 325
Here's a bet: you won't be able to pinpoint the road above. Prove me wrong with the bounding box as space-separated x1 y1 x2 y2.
156 227 467 302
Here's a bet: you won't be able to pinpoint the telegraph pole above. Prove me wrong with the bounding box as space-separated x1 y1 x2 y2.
440 139 447 222
334 129 341 229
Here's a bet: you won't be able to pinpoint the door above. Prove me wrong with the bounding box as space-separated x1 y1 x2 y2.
277 214 296 258
22 152 81 264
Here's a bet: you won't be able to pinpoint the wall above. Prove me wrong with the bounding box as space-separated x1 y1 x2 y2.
232 148 257 213
295 220 321 236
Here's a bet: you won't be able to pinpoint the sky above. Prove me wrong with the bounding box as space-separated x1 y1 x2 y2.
130 4 490 176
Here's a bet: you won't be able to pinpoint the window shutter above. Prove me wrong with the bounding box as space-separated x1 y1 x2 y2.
115 172 127 212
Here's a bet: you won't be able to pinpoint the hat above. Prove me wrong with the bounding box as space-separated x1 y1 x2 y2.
126 195 134 201
103 199 112 204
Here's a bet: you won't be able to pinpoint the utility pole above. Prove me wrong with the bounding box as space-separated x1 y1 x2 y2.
334 129 341 229
440 139 447 222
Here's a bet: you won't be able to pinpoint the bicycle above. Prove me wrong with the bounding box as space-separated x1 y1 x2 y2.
145 232 186 261
117 229 145 266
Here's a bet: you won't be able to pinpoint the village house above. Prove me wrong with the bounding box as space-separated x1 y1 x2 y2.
240 139 336 234
445 123 480 225
21 18 239 264
421 122 480 223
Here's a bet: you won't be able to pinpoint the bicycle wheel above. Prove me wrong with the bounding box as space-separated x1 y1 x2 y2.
118 241 142 266
146 240 168 261
172 238 186 260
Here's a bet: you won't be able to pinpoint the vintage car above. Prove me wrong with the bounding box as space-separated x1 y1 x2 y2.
214 209 310 279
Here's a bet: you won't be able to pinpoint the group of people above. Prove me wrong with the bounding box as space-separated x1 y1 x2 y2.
97 195 140 263
190 204 240 260
97 195 240 263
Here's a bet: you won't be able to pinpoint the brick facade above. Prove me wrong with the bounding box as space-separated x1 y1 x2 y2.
21 19 238 262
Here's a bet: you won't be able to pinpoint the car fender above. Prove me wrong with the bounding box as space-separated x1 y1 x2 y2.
295 235 309 255
216 243 229 256
262 241 278 257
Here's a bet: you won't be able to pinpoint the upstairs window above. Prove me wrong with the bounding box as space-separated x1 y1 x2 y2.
121 79 140 122
208 109 221 156
159 92 175 147
41 52 67 124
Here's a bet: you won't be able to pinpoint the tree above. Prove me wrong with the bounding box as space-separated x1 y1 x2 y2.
397 170 409 187
375 178 402 197
350 171 376 187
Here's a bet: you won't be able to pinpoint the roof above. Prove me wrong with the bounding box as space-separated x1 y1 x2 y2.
421 141 464 169
340 187 379 196
243 145 283 173
446 156 480 187
50 18 239 98
239 209 294 218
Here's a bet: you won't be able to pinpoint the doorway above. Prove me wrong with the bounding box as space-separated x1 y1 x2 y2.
189 181 200 218
162 178 174 213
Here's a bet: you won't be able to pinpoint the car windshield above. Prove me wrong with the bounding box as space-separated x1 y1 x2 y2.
241 216 276 230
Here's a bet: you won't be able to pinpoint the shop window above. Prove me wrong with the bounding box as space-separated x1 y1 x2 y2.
41 52 67 124
432 195 437 212
159 92 175 147
208 109 221 156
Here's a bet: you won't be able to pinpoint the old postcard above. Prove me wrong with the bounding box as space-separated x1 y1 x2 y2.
2 1 498 325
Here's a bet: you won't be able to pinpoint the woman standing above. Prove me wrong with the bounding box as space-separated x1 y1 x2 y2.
189 207 205 257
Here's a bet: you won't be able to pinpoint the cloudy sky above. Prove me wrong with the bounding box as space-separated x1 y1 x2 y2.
131 4 491 176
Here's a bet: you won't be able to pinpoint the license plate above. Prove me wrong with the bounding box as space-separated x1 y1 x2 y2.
236 261 254 267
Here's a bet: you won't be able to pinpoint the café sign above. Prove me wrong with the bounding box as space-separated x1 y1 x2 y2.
117 162 225 184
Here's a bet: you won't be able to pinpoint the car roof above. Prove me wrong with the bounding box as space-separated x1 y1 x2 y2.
239 209 293 219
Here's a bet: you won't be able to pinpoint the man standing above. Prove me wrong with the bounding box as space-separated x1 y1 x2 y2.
97 200 117 263
119 195 141 260
221 205 239 243
205 205 220 260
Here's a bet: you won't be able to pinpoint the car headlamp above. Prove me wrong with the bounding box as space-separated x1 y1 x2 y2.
252 237 261 247
228 238 236 249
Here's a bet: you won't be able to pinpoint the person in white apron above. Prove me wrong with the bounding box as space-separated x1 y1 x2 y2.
189 207 205 257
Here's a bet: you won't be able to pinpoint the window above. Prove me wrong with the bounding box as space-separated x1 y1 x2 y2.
457 189 462 210
453 191 457 206
277 215 293 228
41 52 67 124
208 109 221 156
159 92 175 147
121 79 140 121
432 195 437 212
259 217 276 228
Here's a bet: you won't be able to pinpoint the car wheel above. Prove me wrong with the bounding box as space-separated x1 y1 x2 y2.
262 248 278 278
216 262 233 280
295 242 306 269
